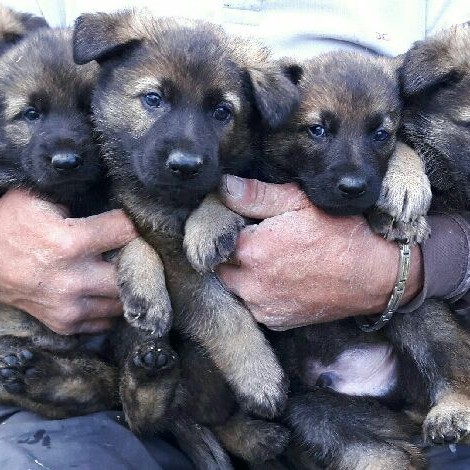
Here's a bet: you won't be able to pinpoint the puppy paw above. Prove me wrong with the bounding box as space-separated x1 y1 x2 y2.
423 400 470 444
335 441 425 470
184 211 245 272
121 339 180 433
238 373 288 419
130 340 178 378
219 419 289 462
368 211 431 243
0 347 41 395
120 282 173 336
376 162 432 224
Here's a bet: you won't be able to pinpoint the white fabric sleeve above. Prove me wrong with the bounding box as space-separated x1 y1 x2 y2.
426 0 470 36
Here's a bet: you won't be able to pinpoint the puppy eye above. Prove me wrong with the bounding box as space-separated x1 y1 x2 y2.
308 124 326 138
213 104 232 122
374 129 390 141
23 107 40 121
142 92 162 108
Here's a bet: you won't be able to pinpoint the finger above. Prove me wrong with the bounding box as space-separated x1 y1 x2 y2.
75 318 117 334
65 209 138 255
79 296 123 321
77 261 121 298
219 175 310 219
3 188 70 218
216 264 248 299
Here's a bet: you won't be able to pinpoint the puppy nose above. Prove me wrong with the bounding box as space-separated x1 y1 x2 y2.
337 175 367 198
51 153 83 170
166 150 203 180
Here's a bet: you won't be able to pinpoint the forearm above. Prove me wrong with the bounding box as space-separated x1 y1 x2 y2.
399 212 470 313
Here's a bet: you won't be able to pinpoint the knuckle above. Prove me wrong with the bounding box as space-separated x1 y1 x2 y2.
49 230 78 258
49 319 76 336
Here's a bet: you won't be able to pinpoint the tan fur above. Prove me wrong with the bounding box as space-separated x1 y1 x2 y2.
370 141 432 242
334 443 424 470
184 193 245 272
118 237 172 335
213 412 289 463
424 390 470 444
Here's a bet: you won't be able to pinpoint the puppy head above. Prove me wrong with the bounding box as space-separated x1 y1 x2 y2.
265 52 401 216
73 10 299 207
400 23 470 202
0 5 49 55
0 28 103 204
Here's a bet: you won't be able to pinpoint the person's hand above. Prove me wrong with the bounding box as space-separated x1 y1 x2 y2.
216 176 423 330
0 189 137 335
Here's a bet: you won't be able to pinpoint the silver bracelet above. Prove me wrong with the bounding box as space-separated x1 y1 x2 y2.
355 241 411 333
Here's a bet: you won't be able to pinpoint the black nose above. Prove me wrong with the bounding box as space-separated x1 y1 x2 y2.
337 175 367 198
166 150 203 180
51 153 83 170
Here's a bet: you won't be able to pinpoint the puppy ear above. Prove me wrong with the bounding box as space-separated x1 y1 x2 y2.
246 61 301 129
400 24 470 96
73 10 143 65
0 6 48 46
18 13 49 34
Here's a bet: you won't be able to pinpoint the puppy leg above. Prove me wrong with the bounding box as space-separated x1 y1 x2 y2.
0 335 118 418
117 326 180 434
184 193 245 273
385 300 470 445
170 413 234 470
423 389 470 444
172 271 287 418
368 141 432 243
213 412 290 463
286 389 425 470
118 237 173 335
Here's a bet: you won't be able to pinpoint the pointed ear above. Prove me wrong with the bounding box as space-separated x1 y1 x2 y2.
0 6 48 45
18 13 49 34
246 60 301 129
73 10 143 65
400 24 470 96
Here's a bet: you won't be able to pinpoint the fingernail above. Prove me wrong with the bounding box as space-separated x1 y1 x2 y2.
223 175 246 199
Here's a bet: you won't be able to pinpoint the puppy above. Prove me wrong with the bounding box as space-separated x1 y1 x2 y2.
73 9 300 467
0 26 119 418
186 50 470 468
400 23 470 211
0 5 48 55
0 17 248 468
399 20 470 442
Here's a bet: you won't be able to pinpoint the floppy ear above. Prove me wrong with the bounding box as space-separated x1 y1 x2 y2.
246 60 302 129
400 24 470 96
73 10 143 65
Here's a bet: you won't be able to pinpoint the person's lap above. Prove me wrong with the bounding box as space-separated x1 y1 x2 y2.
1 405 469 469
0 406 193 470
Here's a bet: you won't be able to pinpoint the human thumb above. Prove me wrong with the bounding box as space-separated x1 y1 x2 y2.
219 175 309 219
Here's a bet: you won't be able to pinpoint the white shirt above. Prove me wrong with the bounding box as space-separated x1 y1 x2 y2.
2 0 470 58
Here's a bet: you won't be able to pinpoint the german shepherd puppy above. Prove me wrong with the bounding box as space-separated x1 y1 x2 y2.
0 5 48 55
399 20 470 443
73 10 299 424
400 23 470 212
0 26 119 418
186 51 470 468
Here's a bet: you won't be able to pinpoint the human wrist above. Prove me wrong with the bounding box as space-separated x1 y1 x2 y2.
399 213 470 314
359 235 422 315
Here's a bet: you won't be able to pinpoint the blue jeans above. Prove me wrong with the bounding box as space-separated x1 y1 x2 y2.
1 406 469 469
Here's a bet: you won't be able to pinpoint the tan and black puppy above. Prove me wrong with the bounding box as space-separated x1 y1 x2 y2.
0 4 48 55
0 26 119 418
399 21 470 442
187 51 470 468
400 23 470 211
73 6 298 431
